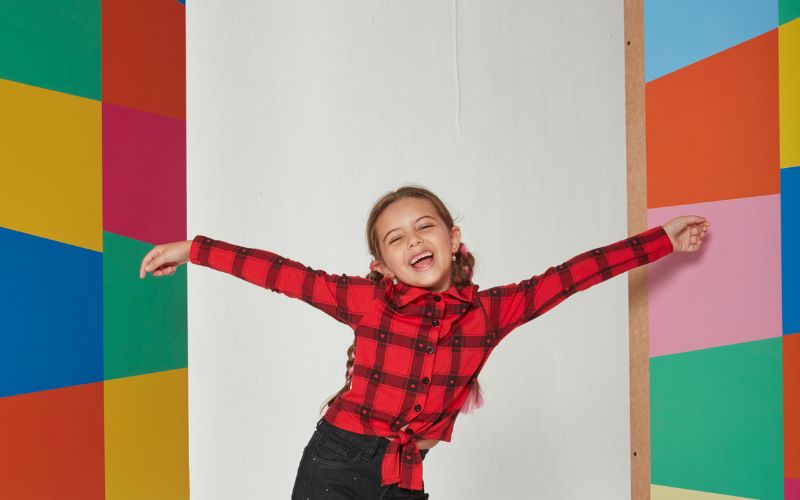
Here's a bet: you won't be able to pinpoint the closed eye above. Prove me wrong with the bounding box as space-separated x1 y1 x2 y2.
389 224 434 244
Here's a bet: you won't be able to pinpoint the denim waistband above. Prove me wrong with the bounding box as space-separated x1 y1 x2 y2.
315 417 390 460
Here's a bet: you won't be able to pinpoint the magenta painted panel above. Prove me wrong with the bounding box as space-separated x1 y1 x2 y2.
787 477 800 499
102 102 186 245
647 195 782 357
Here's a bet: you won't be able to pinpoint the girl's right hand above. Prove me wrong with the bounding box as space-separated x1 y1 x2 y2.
139 240 192 279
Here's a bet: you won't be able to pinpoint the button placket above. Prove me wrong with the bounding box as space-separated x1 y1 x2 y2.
413 294 442 420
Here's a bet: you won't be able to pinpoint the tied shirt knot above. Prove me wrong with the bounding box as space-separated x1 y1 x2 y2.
380 428 426 491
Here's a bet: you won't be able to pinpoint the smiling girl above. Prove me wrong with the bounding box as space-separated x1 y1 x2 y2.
139 185 709 499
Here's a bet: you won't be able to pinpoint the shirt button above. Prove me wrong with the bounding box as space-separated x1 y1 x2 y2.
422 377 430 384
414 404 422 412
426 346 434 354
433 295 441 302
432 319 439 326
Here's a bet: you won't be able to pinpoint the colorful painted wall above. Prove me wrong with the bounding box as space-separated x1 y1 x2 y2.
0 1 188 498
644 1 799 499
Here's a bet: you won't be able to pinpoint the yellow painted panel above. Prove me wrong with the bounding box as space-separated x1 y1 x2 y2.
104 369 189 500
781 18 800 168
0 78 101 251
651 484 757 500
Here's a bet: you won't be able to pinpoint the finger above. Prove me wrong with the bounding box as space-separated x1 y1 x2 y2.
688 215 708 224
145 249 165 274
154 264 176 277
140 247 162 278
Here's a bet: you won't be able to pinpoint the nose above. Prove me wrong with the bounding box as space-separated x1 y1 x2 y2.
408 233 422 248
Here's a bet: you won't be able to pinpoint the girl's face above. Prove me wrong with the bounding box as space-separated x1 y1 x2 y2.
373 197 461 292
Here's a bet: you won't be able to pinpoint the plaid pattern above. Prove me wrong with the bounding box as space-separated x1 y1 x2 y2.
189 224 673 491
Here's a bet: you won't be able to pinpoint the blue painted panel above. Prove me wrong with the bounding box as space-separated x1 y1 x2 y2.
645 0 777 82
783 166 800 336
0 227 102 397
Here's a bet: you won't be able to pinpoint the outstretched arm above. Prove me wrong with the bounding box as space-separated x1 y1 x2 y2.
189 235 382 329
479 216 709 345
140 235 382 330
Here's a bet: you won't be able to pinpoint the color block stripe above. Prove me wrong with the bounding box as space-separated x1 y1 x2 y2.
0 78 102 252
102 0 186 118
0 382 105 499
0 227 103 397
781 0 800 25
786 334 800 478
786 477 800 497
780 18 800 168
0 0 100 99
644 0 778 82
103 232 188 380
651 338 784 500
652 484 758 499
647 196 781 357
782 167 800 336
102 102 186 245
646 29 779 209
104 369 188 500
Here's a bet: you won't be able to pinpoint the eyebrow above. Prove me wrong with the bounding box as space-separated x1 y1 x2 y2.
383 215 436 243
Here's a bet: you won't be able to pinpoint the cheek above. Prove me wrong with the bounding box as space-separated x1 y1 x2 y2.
387 250 406 270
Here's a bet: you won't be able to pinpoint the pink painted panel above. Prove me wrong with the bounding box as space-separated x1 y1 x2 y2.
647 195 781 357
787 477 800 499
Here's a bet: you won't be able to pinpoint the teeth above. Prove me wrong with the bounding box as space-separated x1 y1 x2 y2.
410 252 433 265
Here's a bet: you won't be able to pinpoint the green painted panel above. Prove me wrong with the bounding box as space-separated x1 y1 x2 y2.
0 0 100 100
104 232 187 380
781 0 800 24
650 338 783 500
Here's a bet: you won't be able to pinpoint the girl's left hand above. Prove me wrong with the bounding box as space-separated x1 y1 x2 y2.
661 216 710 252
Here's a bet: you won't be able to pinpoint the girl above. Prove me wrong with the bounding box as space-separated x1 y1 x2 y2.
139 185 709 499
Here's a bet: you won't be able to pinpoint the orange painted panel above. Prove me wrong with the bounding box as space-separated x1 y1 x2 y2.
102 0 185 119
0 383 105 499
646 30 779 209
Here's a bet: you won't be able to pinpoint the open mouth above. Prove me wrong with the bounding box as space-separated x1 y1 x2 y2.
409 252 434 271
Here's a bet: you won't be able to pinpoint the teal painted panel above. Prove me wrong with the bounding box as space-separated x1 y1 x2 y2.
0 0 100 100
781 0 800 24
651 338 783 499
103 232 187 380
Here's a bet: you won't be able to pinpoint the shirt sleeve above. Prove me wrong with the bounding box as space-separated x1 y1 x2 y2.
189 235 382 329
479 225 674 344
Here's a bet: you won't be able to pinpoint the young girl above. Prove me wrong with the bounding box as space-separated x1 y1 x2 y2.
139 185 709 499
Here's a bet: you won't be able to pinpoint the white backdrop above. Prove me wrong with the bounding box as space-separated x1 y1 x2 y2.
187 1 631 498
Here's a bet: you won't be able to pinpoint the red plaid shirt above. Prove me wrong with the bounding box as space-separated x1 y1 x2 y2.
189 225 673 491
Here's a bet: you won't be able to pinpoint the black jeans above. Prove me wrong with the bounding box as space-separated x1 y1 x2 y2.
291 417 431 499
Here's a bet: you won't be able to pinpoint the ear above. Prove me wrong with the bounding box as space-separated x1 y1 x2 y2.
450 225 462 254
372 260 394 279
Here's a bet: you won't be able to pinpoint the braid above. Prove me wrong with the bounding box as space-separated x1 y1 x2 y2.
319 342 357 415
452 242 475 286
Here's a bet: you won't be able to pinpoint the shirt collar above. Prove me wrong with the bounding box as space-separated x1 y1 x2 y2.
388 279 477 308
